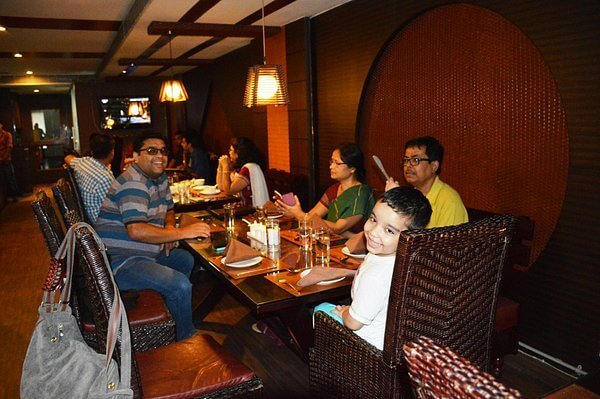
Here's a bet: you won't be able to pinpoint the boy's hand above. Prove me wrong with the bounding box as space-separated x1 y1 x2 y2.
385 177 400 192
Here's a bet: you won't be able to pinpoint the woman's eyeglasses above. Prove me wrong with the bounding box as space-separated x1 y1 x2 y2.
329 159 346 166
139 147 168 156
402 157 432 166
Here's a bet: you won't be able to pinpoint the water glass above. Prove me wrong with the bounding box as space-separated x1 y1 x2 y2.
223 203 236 233
314 228 330 267
266 219 280 252
297 219 313 252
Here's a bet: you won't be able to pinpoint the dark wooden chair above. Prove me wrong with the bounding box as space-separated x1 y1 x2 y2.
32 190 176 352
73 224 264 399
309 215 516 398
403 336 522 398
265 168 309 207
62 164 91 224
467 208 535 374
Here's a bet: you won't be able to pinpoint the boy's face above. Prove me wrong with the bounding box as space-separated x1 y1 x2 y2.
363 200 410 256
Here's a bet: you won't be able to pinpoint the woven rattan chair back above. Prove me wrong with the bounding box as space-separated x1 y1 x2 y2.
63 164 91 223
403 336 521 398
31 190 65 256
309 215 516 399
52 178 87 228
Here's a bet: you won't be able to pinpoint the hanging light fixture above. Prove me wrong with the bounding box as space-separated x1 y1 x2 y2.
243 0 289 107
159 30 188 102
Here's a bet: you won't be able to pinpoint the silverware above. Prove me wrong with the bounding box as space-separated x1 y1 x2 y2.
279 278 301 293
236 264 276 277
286 267 310 274
372 155 390 180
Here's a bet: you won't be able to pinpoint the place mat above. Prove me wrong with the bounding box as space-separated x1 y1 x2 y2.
210 255 278 279
330 246 363 266
280 229 346 247
264 267 355 297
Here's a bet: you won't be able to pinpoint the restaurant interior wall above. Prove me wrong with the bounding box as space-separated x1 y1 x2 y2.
309 0 599 372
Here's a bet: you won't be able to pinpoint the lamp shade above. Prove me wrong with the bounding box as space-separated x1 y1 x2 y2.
243 64 289 107
159 79 188 102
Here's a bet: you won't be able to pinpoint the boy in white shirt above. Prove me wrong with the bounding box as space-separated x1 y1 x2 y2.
315 187 432 350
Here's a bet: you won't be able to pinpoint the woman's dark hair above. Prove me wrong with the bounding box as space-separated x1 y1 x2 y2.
337 143 366 182
133 131 165 153
231 136 265 169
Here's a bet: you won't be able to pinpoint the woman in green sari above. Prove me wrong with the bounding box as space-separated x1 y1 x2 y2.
277 143 375 236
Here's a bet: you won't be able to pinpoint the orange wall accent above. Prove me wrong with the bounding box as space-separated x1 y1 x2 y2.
265 28 290 172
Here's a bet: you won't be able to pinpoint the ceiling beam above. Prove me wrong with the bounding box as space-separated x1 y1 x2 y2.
147 21 280 37
0 16 120 31
119 58 212 66
0 52 104 59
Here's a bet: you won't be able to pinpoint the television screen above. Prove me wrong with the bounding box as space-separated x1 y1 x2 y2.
99 96 152 130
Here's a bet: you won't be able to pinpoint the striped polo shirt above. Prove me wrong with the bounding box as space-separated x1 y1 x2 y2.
95 163 173 270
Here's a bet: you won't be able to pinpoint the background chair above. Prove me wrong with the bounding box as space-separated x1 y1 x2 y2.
403 336 521 398
62 164 91 224
31 190 176 352
309 214 516 399
265 168 309 207
74 224 263 398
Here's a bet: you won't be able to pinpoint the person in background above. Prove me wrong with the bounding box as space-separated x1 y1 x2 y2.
64 133 116 223
276 143 375 236
216 136 269 207
0 122 20 202
32 123 45 142
95 131 210 340
168 131 185 168
315 187 432 350
386 136 468 228
181 133 212 183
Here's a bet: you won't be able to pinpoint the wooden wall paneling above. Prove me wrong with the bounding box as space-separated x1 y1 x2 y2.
311 0 600 371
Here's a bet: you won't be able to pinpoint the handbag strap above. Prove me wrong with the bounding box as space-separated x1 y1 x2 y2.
46 222 132 393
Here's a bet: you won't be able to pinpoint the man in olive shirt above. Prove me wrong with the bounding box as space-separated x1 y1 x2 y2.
386 136 468 228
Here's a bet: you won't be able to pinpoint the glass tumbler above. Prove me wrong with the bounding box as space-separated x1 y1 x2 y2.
314 228 330 267
297 218 313 252
266 219 281 253
223 203 236 234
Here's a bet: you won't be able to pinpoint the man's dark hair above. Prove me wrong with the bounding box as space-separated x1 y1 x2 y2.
337 143 366 182
182 132 201 149
380 187 432 229
133 131 165 153
231 136 265 169
404 136 444 175
89 133 115 159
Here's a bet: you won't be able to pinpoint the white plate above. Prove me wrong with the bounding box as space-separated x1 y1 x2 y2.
300 269 345 285
342 246 367 259
267 213 283 219
192 185 210 191
200 187 221 195
222 256 262 268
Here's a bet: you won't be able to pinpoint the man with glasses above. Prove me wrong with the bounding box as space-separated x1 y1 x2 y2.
96 131 210 340
385 136 467 228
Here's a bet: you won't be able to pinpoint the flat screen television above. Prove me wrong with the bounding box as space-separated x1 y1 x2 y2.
99 96 152 130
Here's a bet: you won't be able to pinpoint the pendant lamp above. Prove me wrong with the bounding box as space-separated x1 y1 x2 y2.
159 30 188 102
243 0 289 107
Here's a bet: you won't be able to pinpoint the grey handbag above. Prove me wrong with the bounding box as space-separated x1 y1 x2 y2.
21 222 133 398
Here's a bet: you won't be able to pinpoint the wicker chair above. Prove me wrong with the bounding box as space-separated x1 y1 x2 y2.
32 190 176 352
73 225 264 399
62 163 91 224
309 214 516 399
403 336 521 398
52 177 87 226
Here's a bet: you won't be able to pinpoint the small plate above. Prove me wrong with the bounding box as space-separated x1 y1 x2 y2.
267 212 283 219
222 256 262 268
342 246 367 259
192 185 210 191
200 187 221 195
300 269 345 285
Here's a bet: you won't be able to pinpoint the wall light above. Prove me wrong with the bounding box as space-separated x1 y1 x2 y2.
243 0 289 107
14 53 23 58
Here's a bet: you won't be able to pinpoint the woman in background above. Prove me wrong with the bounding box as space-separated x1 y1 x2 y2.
276 143 375 236
216 136 269 207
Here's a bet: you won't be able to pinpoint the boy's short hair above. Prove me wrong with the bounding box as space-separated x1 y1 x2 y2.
380 187 432 229
133 131 165 153
89 133 115 159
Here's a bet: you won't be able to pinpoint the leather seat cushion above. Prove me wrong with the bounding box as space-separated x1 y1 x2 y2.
136 333 255 398
82 289 171 333
494 296 520 332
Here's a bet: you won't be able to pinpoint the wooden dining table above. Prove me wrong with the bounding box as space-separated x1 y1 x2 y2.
181 210 362 361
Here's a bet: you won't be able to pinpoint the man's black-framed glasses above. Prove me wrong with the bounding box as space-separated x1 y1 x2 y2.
139 147 168 156
403 157 433 166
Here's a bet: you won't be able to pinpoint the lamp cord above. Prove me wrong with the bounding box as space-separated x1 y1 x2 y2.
261 0 266 65
168 30 175 80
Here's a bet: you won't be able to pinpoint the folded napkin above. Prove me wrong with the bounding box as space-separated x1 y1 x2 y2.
297 267 356 287
223 239 261 264
309 215 330 231
346 231 367 254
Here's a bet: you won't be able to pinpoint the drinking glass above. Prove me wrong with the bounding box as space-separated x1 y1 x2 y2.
223 203 236 233
314 228 330 267
297 218 313 252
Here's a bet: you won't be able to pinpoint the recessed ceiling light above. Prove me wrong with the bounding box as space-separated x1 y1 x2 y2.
121 70 127 74
14 53 23 58
0 26 6 32
26 70 33 75
33 89 40 93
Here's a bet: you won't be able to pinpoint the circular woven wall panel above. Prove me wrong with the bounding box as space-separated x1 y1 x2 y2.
358 4 568 266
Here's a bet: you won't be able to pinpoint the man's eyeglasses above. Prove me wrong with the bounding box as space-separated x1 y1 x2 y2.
329 159 346 166
403 157 433 166
139 147 168 156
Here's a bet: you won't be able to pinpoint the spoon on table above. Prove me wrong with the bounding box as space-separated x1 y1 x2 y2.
279 278 301 293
